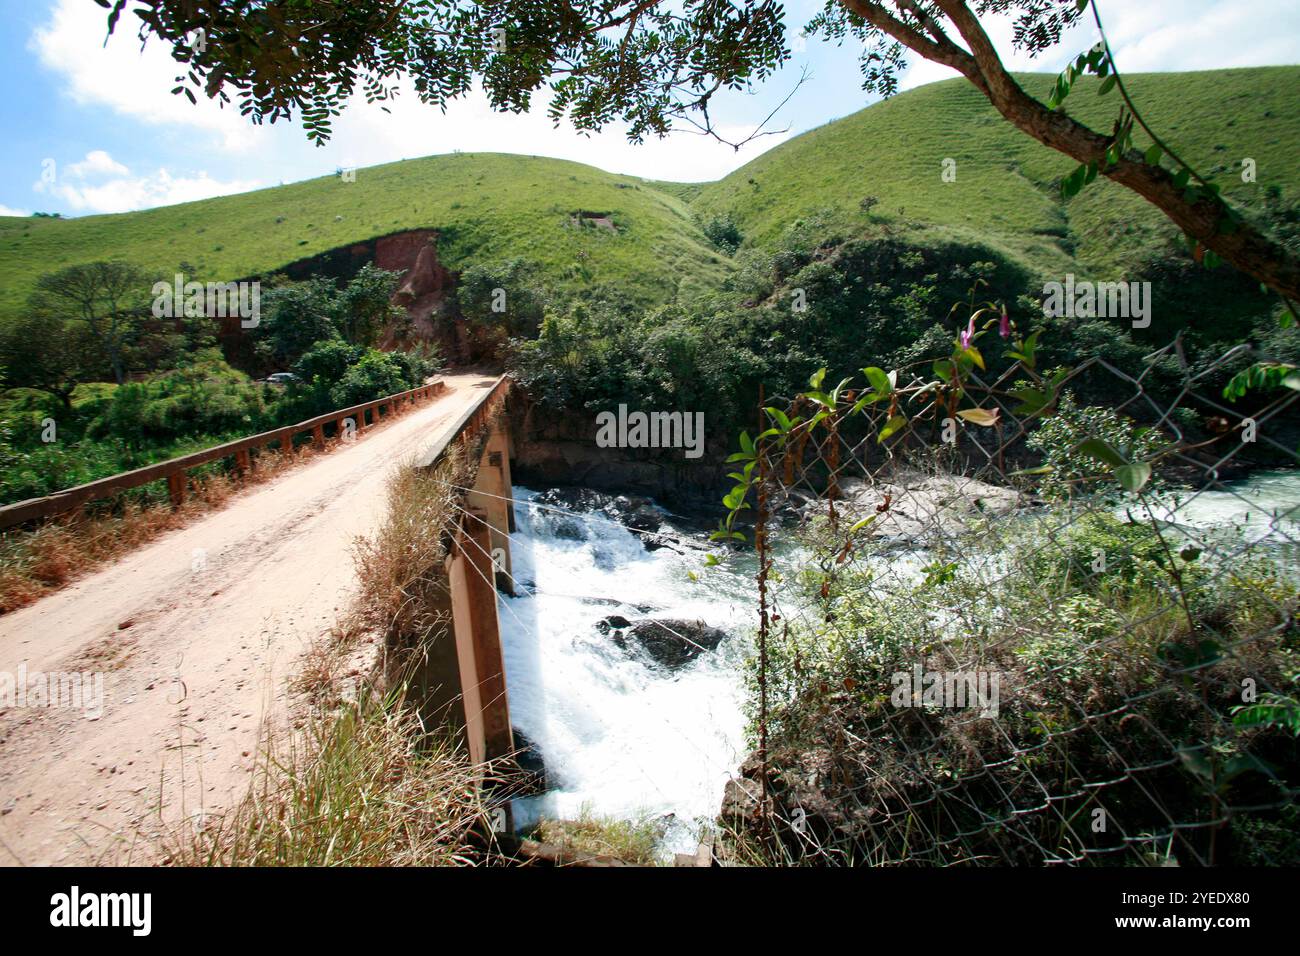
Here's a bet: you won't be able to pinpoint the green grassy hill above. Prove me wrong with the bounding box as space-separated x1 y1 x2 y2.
693 67 1300 277
1 67 1295 321
0 152 732 316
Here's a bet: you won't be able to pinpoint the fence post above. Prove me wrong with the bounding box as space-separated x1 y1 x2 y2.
235 448 252 476
167 472 186 508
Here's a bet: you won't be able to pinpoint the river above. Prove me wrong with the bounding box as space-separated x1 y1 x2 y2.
497 469 1300 857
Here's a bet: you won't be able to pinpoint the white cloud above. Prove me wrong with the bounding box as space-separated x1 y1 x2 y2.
0 205 32 217
66 149 129 179
31 0 260 152
899 0 1300 91
33 150 258 214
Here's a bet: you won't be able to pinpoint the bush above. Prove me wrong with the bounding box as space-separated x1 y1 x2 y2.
1026 393 1170 500
86 349 264 446
700 213 744 255
329 351 409 408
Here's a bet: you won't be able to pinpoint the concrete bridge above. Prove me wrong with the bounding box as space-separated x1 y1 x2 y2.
0 372 518 865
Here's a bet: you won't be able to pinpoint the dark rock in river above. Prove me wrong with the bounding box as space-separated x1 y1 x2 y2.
601 617 729 668
531 487 669 547
549 517 587 541
507 728 551 796
610 495 664 537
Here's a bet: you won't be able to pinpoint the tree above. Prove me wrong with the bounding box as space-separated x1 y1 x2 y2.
455 260 546 339
102 0 1300 303
30 261 147 384
0 313 100 408
328 351 408 408
334 263 405 346
253 276 340 369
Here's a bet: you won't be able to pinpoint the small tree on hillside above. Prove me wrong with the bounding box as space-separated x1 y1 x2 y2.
101 0 1300 303
334 264 406 347
456 260 546 339
30 261 147 384
0 312 101 409
254 276 340 370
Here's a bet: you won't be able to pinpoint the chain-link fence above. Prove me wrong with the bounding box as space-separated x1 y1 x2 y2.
719 333 1300 866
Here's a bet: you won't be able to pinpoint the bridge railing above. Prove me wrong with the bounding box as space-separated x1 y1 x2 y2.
0 380 449 531
415 374 511 470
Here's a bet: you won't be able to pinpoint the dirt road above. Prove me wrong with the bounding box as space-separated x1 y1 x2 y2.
0 373 497 865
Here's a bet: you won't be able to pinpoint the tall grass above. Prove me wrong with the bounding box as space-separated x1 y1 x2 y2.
166 445 496 866
534 808 667 866
164 691 487 867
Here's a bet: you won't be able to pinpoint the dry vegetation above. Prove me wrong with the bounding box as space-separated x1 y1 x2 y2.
161 693 488 867
163 441 496 866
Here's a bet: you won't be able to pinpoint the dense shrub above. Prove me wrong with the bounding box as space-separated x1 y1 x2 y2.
329 351 411 408
86 349 264 445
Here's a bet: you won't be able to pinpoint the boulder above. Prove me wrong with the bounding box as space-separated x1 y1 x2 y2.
602 617 729 668
508 729 551 796
830 468 1022 545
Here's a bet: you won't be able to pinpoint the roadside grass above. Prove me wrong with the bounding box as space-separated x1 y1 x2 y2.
162 690 487 867
164 442 496 867
351 447 470 639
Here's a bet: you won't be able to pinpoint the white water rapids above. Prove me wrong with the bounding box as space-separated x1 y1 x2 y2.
495 470 1300 856
498 488 757 854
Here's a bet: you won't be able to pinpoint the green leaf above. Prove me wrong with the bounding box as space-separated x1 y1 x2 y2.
1010 387 1049 416
766 406 793 432
878 414 907 444
1098 74 1117 96
1076 438 1126 469
848 514 878 534
1115 461 1152 493
862 366 893 396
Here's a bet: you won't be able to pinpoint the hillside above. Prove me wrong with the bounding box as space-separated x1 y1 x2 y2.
1 68 1295 321
693 67 1300 278
0 153 732 316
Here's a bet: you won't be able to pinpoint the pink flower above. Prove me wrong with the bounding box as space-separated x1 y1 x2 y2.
999 305 1011 339
960 315 975 349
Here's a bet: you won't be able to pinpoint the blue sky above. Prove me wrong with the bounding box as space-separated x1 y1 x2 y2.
1 0 1297 217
